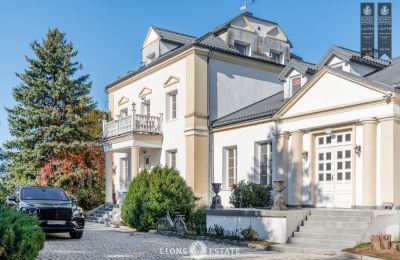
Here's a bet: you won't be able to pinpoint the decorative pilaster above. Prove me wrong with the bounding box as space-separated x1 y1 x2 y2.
290 130 304 206
105 152 114 204
360 118 378 207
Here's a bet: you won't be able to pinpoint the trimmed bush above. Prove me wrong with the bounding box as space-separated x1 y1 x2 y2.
188 205 208 235
229 180 273 208
0 206 45 260
121 166 196 231
241 226 258 241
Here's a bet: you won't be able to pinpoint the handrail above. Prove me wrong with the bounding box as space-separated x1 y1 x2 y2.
102 114 163 138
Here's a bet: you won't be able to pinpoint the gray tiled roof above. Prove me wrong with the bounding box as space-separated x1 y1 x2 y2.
367 57 400 87
152 26 196 45
319 45 390 69
278 59 318 81
211 91 285 128
107 13 286 89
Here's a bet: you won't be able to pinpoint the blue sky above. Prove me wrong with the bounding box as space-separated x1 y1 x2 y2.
0 0 398 146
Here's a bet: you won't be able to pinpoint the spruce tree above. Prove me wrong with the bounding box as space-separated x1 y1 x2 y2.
4 28 96 181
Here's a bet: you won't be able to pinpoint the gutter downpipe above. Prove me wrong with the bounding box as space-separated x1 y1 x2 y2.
207 50 213 204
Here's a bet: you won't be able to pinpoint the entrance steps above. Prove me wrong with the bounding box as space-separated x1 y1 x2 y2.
86 204 120 224
269 209 373 254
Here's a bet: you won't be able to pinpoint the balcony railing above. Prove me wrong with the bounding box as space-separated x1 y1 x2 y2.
103 113 163 138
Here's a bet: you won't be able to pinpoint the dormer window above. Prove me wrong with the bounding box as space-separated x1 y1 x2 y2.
234 41 250 56
289 76 302 96
332 63 344 71
270 50 282 63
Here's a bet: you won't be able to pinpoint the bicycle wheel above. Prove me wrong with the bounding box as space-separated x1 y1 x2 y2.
156 218 171 234
174 218 187 237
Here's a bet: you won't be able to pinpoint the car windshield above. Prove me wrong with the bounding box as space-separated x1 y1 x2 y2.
20 187 70 201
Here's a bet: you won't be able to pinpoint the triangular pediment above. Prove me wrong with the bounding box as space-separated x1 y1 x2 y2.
231 16 256 32
163 75 180 87
277 68 388 118
118 96 129 106
138 87 152 97
143 27 160 47
265 25 287 42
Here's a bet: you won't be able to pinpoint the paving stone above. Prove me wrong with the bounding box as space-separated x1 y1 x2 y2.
38 222 341 260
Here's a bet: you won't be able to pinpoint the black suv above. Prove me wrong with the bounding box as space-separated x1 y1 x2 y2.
6 186 85 239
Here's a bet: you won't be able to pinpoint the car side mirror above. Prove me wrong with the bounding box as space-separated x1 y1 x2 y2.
7 195 16 201
71 198 77 203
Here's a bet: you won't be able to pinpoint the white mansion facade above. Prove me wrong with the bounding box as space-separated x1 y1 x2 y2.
103 12 400 208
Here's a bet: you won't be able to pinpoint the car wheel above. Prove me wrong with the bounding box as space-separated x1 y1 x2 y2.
69 231 83 239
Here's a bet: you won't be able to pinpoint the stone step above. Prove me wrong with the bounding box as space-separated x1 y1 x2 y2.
299 225 366 235
288 237 357 248
304 220 369 229
307 215 371 222
293 231 362 242
311 209 374 217
269 243 344 254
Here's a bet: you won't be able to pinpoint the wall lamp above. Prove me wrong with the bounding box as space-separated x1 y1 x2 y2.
302 151 309 161
354 145 362 156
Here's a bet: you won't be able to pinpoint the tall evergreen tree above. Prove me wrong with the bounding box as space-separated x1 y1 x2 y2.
4 28 96 181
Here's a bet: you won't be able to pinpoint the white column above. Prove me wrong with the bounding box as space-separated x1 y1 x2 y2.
131 146 140 179
105 152 114 204
360 118 377 207
273 132 289 198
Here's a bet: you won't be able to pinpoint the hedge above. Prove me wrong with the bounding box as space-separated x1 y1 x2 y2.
0 206 45 260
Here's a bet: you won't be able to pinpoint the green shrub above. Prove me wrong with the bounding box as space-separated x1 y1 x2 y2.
241 226 258 241
207 224 225 239
229 180 273 208
188 205 208 235
0 206 45 260
121 166 196 231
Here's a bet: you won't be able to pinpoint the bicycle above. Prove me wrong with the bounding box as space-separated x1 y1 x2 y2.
156 211 187 237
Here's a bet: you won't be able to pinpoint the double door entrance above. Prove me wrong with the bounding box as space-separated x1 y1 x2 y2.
315 131 352 208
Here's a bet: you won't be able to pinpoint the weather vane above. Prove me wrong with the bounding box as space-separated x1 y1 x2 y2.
240 0 255 12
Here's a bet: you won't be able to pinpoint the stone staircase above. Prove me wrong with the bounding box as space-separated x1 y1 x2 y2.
270 209 374 254
86 204 120 224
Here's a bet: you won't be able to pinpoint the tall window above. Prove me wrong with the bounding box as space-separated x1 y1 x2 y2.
167 150 177 168
290 76 302 96
270 50 282 63
234 42 249 56
120 157 129 191
258 142 272 185
224 147 237 189
141 100 150 116
167 91 177 120
119 108 128 118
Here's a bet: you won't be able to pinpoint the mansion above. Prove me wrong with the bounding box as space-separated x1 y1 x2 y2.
102 12 400 208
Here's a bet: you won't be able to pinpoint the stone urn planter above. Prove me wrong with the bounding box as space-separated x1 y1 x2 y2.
272 180 287 211
210 183 223 209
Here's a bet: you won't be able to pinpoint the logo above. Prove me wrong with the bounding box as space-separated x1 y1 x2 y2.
363 5 372 16
380 5 390 16
189 241 207 260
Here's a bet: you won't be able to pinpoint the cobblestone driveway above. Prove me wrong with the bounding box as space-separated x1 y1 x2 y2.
38 222 340 260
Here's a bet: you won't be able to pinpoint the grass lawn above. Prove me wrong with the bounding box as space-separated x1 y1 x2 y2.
343 242 400 260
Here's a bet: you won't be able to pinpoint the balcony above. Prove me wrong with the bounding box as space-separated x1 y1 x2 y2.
102 113 163 138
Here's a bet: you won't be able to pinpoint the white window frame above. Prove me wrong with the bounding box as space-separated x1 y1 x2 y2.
166 90 177 121
223 146 237 189
119 108 128 118
256 142 273 186
119 157 129 191
270 50 283 63
289 75 302 97
166 149 177 168
141 99 150 116
234 41 250 56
